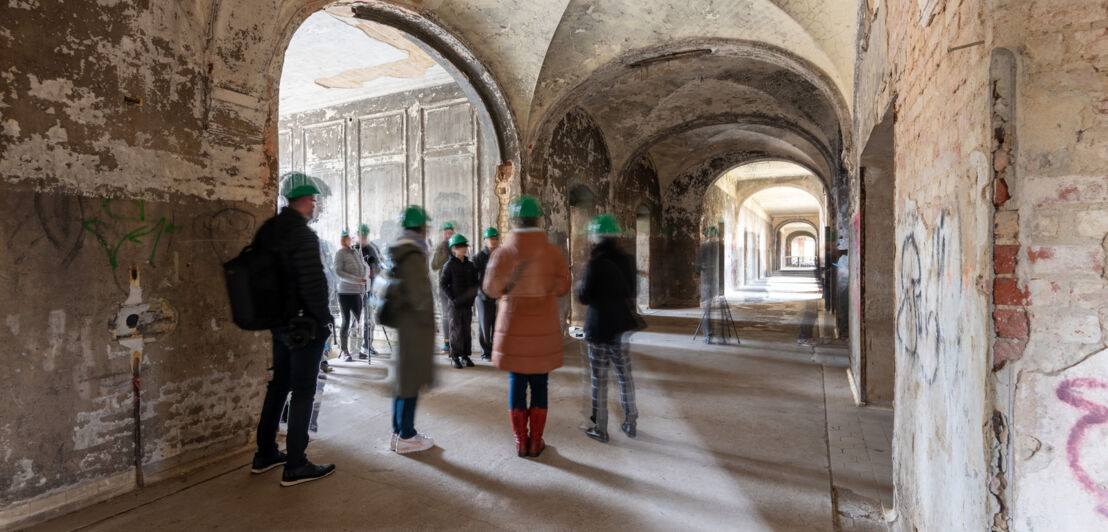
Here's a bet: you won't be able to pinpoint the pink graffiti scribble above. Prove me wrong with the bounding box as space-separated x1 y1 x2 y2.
1056 378 1108 517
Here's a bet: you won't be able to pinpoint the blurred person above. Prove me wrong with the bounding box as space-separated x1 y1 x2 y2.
578 214 640 442
431 221 456 354
384 206 437 454
354 223 382 356
333 229 368 362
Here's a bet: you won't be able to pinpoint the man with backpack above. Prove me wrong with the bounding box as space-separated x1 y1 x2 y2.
249 172 336 486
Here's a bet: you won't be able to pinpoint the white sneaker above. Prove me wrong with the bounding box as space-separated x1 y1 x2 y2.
395 433 434 454
389 432 398 451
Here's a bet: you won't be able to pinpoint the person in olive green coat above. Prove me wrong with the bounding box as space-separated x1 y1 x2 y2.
386 206 437 454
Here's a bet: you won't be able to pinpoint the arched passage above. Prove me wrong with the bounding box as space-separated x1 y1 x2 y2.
276 5 517 354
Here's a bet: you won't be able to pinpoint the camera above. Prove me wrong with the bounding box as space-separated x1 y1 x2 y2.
287 316 317 348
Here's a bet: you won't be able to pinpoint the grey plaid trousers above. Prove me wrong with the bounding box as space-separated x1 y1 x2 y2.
588 341 638 432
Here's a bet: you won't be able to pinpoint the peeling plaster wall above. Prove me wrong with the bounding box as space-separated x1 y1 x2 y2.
854 1 992 530
0 1 273 524
0 187 270 523
854 0 1108 529
537 107 612 254
995 2 1108 529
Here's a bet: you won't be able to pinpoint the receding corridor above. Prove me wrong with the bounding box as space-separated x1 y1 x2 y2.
29 278 891 531
5 2 1107 530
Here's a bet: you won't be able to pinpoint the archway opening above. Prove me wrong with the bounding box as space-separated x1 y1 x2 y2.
785 232 818 268
278 6 503 356
705 161 827 299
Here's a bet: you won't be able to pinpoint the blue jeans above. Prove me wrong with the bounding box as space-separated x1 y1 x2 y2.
392 396 418 439
509 372 548 411
257 327 325 467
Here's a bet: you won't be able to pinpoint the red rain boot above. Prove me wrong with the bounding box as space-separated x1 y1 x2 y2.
509 409 529 457
527 407 548 458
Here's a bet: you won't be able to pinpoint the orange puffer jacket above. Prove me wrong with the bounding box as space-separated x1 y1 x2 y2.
482 229 571 374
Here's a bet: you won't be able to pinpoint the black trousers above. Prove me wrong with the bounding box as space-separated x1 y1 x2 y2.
476 292 497 356
338 293 362 353
257 327 325 467
449 306 473 359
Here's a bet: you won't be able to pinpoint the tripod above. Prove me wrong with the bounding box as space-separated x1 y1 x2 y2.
692 295 741 345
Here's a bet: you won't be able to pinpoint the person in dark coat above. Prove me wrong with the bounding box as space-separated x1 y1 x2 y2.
473 227 501 361
578 214 640 443
385 206 437 454
251 172 336 486
440 233 479 369
353 223 381 356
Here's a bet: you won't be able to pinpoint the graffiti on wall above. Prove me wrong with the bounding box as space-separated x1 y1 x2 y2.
195 207 257 263
895 207 962 385
81 199 181 269
6 194 89 269
1056 378 1108 517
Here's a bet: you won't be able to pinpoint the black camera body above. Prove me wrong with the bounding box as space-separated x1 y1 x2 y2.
287 316 317 348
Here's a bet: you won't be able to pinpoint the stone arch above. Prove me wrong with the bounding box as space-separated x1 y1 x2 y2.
257 2 522 181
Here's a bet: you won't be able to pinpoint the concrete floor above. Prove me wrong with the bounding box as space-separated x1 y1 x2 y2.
31 277 892 532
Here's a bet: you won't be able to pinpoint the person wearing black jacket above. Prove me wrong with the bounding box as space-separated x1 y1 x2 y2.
578 214 640 443
250 173 336 487
440 233 479 369
354 223 381 356
473 227 500 361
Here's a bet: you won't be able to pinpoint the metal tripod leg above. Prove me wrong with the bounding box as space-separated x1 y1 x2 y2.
718 298 741 345
693 300 713 341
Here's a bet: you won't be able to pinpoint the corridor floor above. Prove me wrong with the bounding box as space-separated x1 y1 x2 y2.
32 278 892 531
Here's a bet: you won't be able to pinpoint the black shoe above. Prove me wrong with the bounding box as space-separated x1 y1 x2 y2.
317 371 328 381
585 426 609 443
280 460 335 487
462 355 475 367
621 418 637 438
368 348 378 355
357 352 369 360
320 360 333 373
250 450 287 474
481 353 491 361
451 357 463 369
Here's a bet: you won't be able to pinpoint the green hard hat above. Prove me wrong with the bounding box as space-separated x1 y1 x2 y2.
358 223 370 235
482 227 500 239
588 214 621 236
705 226 719 237
509 194 543 219
279 172 322 199
399 205 430 228
440 221 456 231
341 228 350 237
449 233 469 247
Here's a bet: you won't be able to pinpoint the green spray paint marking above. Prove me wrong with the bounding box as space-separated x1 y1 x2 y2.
82 199 181 269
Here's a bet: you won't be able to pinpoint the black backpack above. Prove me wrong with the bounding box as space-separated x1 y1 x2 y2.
223 222 296 330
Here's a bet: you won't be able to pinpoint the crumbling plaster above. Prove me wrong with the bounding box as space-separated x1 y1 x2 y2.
527 0 855 144
852 0 1108 530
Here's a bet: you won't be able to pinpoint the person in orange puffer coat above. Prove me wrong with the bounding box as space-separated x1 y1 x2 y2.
482 195 571 458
